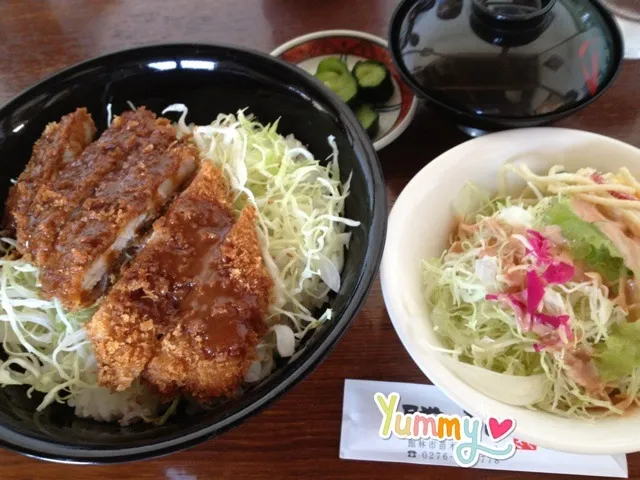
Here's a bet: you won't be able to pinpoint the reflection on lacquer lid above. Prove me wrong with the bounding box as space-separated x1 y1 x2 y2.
392 0 622 118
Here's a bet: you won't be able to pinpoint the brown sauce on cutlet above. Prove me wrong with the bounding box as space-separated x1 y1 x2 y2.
5 108 96 234
146 193 262 358
39 116 198 308
151 199 234 282
140 204 271 400
137 190 265 360
24 109 159 265
179 256 263 359
178 207 270 360
86 162 272 394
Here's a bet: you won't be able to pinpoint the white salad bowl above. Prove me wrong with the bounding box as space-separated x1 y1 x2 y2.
381 127 640 455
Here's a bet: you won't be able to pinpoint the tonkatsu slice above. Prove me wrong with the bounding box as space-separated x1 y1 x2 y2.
85 163 236 391
143 205 273 401
19 108 166 266
40 114 198 308
4 108 96 234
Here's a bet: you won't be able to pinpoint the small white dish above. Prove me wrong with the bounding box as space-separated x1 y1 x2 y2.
272 30 419 151
381 127 640 454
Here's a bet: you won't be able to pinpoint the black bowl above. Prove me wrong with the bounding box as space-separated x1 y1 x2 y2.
388 0 624 132
0 44 386 463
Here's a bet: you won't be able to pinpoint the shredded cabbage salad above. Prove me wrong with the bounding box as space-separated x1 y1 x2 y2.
0 105 358 422
424 165 640 419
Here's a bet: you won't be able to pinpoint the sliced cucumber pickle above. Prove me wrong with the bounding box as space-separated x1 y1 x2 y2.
352 60 393 104
315 57 359 106
316 57 349 74
355 103 379 139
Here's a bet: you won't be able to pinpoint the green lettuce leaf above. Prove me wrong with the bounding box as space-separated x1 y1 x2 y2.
594 322 640 381
544 199 628 281
454 183 493 221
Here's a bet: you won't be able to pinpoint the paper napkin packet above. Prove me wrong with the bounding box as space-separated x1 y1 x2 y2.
339 379 628 478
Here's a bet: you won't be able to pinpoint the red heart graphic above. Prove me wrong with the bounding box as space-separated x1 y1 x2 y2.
487 417 515 442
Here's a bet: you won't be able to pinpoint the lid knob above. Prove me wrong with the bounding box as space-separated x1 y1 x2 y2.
470 0 556 46
472 0 556 29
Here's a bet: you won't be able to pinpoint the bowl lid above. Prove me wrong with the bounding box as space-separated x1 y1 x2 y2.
389 0 624 119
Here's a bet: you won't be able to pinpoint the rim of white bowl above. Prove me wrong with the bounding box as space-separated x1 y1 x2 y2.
381 127 640 455
270 29 419 151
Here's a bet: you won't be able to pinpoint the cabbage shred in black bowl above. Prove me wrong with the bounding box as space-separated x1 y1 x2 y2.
0 44 386 463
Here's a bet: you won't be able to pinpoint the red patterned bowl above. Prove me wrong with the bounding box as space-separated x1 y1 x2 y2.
272 30 418 151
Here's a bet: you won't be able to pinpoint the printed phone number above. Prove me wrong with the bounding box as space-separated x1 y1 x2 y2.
421 451 500 464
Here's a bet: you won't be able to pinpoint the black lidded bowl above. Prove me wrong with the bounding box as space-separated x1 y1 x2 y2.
388 0 625 131
0 44 386 463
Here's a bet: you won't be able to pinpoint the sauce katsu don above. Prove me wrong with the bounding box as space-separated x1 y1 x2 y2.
0 105 356 423
6 108 272 402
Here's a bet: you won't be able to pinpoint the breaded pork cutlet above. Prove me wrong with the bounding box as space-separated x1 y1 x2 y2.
86 163 273 398
20 108 167 267
39 116 198 309
143 205 273 400
85 163 236 391
4 108 96 234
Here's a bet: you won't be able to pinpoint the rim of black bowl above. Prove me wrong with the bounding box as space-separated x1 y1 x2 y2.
388 0 625 129
0 42 387 464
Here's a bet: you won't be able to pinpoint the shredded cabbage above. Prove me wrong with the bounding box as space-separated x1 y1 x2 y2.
0 243 97 409
0 240 162 422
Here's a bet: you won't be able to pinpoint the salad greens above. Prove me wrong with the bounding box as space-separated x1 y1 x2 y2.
545 199 628 281
594 322 640 382
423 167 640 419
